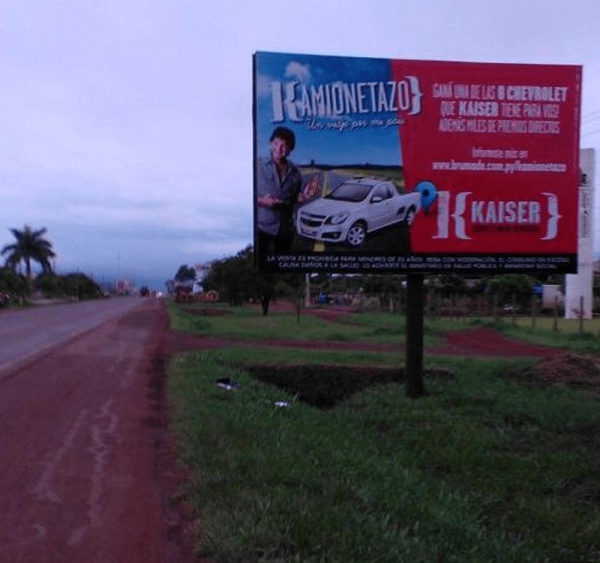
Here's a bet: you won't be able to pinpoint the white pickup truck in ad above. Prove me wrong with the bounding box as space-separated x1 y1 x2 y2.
296 177 421 247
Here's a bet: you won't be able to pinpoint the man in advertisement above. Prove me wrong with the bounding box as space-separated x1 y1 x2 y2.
256 126 318 260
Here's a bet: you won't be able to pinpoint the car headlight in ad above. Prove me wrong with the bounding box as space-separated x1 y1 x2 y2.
327 212 350 225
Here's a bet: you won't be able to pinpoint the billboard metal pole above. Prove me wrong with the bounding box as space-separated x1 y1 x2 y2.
405 273 425 398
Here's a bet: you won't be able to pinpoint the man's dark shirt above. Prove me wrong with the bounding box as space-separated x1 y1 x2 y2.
257 157 302 237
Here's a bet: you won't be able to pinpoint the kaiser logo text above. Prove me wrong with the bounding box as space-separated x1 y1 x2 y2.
434 191 561 241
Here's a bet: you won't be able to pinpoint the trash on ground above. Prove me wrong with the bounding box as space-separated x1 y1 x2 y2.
216 378 241 390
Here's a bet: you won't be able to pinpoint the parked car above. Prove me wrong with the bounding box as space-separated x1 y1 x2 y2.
296 177 421 247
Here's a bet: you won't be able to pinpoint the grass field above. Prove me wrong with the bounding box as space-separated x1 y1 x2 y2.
167 301 600 563
168 301 443 348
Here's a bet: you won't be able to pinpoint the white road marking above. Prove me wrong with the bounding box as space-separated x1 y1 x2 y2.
32 409 89 504
67 400 119 546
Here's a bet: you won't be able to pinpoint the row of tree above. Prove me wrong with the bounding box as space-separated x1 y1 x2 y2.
201 246 303 314
0 225 102 304
190 245 569 316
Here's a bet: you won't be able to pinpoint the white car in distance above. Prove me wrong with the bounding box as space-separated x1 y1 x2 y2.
296 177 421 247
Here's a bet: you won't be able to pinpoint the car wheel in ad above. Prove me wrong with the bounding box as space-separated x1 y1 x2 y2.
405 207 416 225
346 222 367 247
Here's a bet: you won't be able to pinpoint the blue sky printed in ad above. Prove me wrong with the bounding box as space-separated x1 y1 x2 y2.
255 52 403 167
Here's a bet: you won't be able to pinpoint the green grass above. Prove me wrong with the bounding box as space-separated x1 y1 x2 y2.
510 315 600 335
219 346 402 368
168 301 443 347
166 301 600 562
169 300 600 355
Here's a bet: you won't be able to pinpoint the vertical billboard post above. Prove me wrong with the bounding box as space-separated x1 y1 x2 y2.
406 274 425 397
253 52 581 396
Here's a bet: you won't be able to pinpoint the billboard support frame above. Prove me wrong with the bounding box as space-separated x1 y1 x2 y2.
405 273 425 398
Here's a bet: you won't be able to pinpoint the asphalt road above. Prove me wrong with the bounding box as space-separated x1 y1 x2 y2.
0 298 183 563
0 297 146 377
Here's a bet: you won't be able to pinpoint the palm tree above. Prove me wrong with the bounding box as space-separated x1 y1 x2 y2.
1 225 56 279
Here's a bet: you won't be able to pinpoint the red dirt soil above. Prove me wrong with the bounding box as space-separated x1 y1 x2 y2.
165 302 600 394
167 301 565 359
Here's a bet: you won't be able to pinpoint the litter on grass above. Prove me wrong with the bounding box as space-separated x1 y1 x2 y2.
216 378 241 390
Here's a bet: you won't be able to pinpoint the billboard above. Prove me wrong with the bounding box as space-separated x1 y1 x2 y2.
253 52 582 274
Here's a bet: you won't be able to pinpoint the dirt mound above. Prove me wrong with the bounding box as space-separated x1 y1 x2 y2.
532 353 600 387
246 364 456 409
247 364 399 408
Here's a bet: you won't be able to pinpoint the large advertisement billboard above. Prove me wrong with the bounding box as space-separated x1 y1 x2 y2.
253 52 582 274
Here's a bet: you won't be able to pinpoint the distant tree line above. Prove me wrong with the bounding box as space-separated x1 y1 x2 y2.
174 265 197 282
0 225 102 305
35 272 103 300
194 244 581 316
200 245 303 315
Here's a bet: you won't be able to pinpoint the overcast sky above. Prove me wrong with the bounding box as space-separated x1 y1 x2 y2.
1 0 599 289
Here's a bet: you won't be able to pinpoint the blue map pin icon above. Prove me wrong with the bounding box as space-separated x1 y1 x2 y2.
415 181 438 213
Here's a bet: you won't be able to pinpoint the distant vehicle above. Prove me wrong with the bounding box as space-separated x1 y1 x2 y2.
296 178 421 247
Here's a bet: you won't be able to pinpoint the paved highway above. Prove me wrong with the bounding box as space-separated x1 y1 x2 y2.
0 297 144 378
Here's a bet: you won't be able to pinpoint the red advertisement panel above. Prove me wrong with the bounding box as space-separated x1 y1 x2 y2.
394 60 581 255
